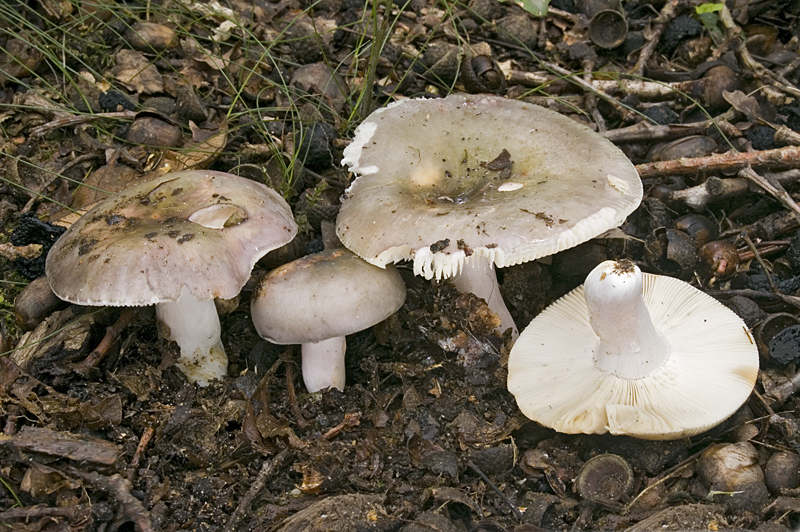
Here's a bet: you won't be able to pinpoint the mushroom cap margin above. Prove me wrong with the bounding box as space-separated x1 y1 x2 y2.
337 94 643 279
251 248 406 344
46 170 298 306
506 272 759 440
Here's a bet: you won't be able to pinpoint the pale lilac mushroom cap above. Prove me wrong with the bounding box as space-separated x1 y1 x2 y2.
46 169 298 385
507 260 759 440
337 94 642 337
251 248 406 392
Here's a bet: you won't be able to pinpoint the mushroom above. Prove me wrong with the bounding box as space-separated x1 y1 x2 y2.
251 248 406 392
337 94 642 338
46 170 297 385
507 259 759 439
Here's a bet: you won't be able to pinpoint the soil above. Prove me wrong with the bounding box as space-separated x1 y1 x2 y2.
1 0 800 531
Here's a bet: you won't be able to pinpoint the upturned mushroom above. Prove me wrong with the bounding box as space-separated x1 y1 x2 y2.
251 248 406 392
46 170 297 385
507 259 759 439
337 94 642 338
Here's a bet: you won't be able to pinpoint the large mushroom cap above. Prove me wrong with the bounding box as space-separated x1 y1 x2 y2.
252 248 406 344
338 94 642 279
507 261 759 440
47 170 297 306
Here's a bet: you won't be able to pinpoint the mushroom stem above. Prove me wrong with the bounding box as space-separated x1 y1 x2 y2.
301 337 346 392
155 286 227 386
584 260 669 379
451 259 518 339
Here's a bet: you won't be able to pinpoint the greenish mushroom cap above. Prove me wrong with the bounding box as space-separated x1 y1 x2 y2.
46 170 297 306
337 94 643 279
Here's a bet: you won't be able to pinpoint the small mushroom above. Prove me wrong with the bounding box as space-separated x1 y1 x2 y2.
46 170 297 385
338 95 642 338
251 248 406 392
507 259 759 439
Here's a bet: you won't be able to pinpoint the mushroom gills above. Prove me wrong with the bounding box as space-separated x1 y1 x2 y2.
507 259 759 439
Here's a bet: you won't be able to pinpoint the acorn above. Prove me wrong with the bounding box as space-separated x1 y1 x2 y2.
461 48 505 94
14 276 68 331
674 214 718 247
576 454 634 505
703 66 740 110
126 112 183 148
764 451 800 495
648 135 717 162
698 240 739 279
697 442 764 492
125 22 176 53
648 185 674 204
644 228 697 279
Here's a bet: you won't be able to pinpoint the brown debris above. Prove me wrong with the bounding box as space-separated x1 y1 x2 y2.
1 426 122 465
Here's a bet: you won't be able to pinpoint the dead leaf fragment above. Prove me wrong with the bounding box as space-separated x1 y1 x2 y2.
111 49 164 94
2 426 122 465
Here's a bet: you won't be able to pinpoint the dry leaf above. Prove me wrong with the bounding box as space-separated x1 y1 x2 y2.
111 49 164 94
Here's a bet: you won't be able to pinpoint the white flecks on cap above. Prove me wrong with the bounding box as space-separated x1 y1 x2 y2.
337 94 643 280
46 169 298 306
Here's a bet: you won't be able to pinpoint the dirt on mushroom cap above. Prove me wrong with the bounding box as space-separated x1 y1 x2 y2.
46 170 297 306
337 94 643 280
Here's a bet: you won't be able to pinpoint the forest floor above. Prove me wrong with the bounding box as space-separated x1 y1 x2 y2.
1 0 800 530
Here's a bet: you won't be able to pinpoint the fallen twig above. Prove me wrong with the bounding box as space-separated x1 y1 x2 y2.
718 5 800 100
630 0 680 76
622 447 708 515
767 369 800 405
603 111 738 144
468 460 524 521
66 468 155 532
0 242 42 261
723 210 799 241
507 69 707 101
738 165 800 221
127 427 155 483
282 346 309 429
0 504 91 521
670 170 800 211
222 447 290 532
635 146 800 178
30 110 136 138
321 412 361 440
72 307 140 374
738 241 790 261
741 233 776 291
705 288 800 312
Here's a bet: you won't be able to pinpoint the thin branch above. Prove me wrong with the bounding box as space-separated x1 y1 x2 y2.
636 146 800 178
223 447 290 532
630 0 681 76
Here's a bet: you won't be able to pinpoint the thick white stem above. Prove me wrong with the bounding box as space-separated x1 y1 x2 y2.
451 259 518 339
584 261 668 379
156 286 227 386
301 337 346 392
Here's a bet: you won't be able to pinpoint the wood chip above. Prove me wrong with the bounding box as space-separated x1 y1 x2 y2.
0 426 122 465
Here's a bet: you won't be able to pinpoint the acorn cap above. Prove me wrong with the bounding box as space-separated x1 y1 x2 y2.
337 94 642 279
46 170 297 306
251 248 406 344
